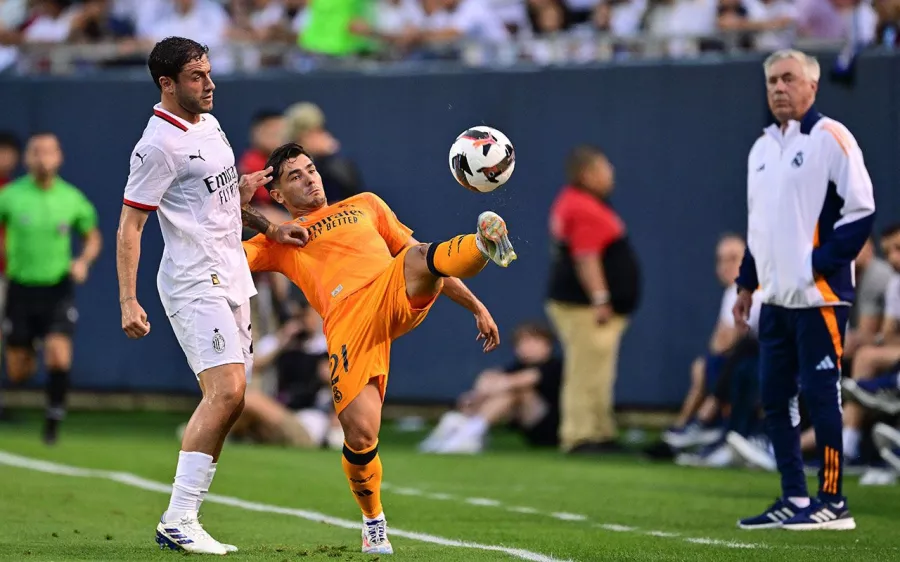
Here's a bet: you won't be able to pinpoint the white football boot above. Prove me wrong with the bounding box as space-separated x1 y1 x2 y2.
361 513 394 555
475 211 517 268
155 512 228 555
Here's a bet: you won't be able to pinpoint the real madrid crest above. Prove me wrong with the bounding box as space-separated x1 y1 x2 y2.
212 328 226 353
217 127 231 148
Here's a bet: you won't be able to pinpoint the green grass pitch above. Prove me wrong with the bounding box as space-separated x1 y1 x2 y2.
0 410 897 561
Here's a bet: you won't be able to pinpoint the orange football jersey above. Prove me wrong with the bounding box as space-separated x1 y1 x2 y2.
243 192 413 318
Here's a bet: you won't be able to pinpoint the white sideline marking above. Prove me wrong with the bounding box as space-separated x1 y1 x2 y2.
551 513 588 522
0 451 569 562
597 524 636 532
382 482 766 550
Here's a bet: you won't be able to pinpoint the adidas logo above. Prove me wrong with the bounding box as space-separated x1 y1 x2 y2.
815 356 836 371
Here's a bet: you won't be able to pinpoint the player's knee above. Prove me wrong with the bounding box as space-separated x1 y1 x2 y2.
343 425 378 452
5 350 36 383
202 369 246 412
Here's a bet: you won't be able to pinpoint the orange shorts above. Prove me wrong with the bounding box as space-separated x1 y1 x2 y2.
322 246 440 414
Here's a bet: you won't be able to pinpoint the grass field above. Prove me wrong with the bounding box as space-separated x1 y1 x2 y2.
0 410 898 561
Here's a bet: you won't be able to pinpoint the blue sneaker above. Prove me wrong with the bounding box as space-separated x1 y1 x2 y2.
782 499 856 531
737 497 802 529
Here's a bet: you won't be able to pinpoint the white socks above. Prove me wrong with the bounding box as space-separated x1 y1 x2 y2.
165 451 213 521
842 428 861 460
196 462 217 512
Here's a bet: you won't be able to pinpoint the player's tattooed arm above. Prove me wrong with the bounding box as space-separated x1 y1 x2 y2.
241 204 274 236
242 204 310 247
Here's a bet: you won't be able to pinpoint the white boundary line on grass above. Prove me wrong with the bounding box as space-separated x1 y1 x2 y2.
381 483 765 550
0 451 569 562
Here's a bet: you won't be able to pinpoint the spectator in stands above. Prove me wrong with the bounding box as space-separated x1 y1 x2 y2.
229 300 343 449
545 145 641 455
142 0 231 72
300 0 372 57
0 132 20 187
843 237 894 371
284 101 362 202
490 0 530 34
840 224 900 461
590 0 648 38
412 0 510 50
641 0 718 57
523 0 570 63
662 233 762 449
419 322 563 454
874 0 900 46
796 0 877 45
744 0 798 52
347 0 424 59
21 0 78 43
67 0 134 43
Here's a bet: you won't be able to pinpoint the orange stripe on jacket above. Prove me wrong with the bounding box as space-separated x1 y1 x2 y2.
822 123 850 156
812 224 840 303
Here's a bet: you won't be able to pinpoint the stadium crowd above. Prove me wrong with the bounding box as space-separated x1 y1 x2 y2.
1 0 898 73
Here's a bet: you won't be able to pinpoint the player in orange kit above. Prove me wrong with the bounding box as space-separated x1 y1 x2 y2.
241 143 517 554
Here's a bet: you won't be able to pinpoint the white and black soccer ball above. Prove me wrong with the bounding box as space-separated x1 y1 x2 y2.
448 126 515 193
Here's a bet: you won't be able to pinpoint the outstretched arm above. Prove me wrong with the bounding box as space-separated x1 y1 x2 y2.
242 204 309 247
403 236 500 352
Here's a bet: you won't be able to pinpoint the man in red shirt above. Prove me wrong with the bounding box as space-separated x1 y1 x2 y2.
546 145 641 454
0 131 21 319
238 110 287 206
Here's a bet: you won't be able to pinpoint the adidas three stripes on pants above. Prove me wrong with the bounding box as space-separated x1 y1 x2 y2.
758 304 850 503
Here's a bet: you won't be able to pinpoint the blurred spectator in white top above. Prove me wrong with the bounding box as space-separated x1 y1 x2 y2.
743 0 797 51
490 0 530 34
0 0 27 71
22 0 78 43
643 0 718 57
796 0 877 45
417 0 510 45
143 0 232 72
524 0 569 63
596 0 649 37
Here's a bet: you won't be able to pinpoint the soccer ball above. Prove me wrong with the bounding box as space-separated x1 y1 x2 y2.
448 126 516 193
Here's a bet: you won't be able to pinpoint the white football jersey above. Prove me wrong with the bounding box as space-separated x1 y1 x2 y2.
123 104 256 316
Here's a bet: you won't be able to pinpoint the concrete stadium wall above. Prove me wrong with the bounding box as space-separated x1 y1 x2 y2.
2 53 898 407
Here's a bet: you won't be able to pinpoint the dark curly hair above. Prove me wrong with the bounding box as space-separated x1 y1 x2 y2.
264 143 314 191
148 37 209 91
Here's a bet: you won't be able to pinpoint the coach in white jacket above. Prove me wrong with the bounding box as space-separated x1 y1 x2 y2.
733 50 875 531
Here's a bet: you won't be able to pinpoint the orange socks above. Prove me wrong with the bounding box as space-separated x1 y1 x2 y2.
342 441 384 519
427 234 488 279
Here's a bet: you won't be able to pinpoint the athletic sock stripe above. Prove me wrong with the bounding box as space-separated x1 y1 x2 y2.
425 242 448 278
342 443 379 466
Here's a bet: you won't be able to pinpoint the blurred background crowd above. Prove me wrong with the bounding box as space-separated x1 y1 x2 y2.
1 0 898 73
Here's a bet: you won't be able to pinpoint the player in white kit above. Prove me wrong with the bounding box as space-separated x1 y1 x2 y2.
115 37 307 555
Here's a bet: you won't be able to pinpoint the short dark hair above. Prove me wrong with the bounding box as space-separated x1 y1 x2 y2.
512 322 555 346
566 145 604 185
881 224 900 240
264 143 313 191
148 37 209 91
0 131 21 152
251 110 283 127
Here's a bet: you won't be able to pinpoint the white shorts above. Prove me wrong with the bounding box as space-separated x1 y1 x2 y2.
169 296 253 378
